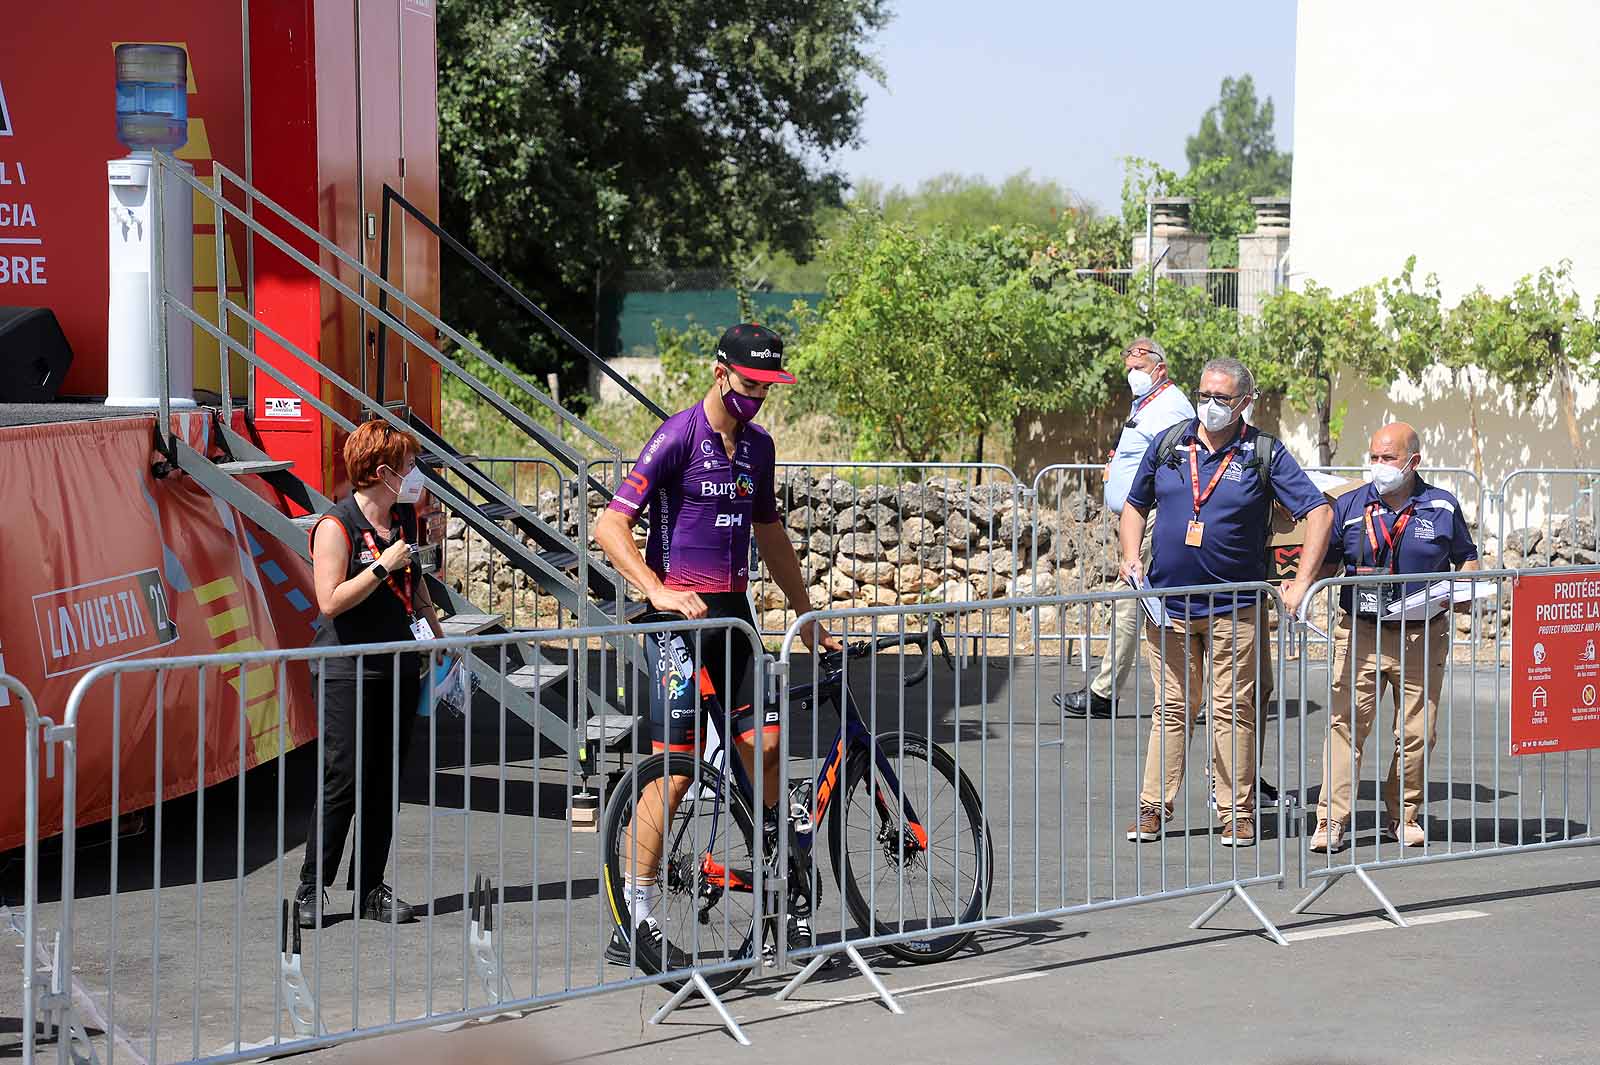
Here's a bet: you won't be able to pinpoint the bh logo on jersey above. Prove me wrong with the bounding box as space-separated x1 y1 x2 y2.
734 472 754 497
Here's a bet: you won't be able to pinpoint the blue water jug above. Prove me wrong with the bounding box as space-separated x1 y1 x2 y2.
114 43 188 152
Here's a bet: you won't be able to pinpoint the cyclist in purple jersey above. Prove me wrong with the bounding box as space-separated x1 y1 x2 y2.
595 323 840 963
606 390 779 592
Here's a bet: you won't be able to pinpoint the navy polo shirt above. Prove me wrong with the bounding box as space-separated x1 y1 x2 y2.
1326 475 1479 612
1126 421 1328 618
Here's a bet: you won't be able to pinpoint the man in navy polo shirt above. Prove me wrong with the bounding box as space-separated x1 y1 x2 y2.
1121 358 1333 848
1308 422 1479 854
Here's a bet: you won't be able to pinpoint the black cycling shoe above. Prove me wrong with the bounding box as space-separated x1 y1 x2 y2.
294 882 328 930
1057 688 1113 719
1257 778 1280 805
605 919 692 971
763 915 840 968
361 883 415 923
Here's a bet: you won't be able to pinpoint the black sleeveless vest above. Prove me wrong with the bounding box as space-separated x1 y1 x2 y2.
311 494 421 679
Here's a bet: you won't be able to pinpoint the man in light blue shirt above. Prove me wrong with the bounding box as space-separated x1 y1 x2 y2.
1060 338 1195 718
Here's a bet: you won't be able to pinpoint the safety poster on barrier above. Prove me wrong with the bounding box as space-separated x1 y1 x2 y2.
1512 573 1600 755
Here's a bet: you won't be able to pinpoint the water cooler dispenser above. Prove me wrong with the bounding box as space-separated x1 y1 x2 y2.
105 43 195 408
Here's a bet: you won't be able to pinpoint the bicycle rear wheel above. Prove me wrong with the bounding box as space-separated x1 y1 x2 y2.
601 752 759 994
827 732 992 963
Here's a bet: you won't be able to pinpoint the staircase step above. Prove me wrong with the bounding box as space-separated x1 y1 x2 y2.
215 458 295 476
505 659 571 693
586 713 639 746
441 612 503 637
595 600 652 623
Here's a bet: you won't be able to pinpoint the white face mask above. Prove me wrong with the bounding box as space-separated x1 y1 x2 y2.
1127 368 1155 397
1370 459 1413 494
391 465 426 504
1198 399 1237 433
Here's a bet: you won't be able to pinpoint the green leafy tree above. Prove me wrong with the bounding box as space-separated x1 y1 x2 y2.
1379 257 1495 478
1120 156 1255 268
1450 262 1599 464
753 171 1106 290
1184 74 1293 202
856 171 1091 233
789 214 1081 461
437 0 890 394
1121 75 1291 267
1259 281 1390 464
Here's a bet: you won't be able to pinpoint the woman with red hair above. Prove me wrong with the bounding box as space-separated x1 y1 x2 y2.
295 419 444 928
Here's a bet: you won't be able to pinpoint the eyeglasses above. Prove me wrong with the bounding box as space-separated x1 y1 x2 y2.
1194 391 1242 404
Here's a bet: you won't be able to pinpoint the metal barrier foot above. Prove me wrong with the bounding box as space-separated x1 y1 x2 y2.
1292 869 1408 928
844 946 904 1014
648 972 750 1046
1290 872 1344 915
772 953 832 1002
1355 868 1408 928
772 946 904 1015
1190 884 1289 947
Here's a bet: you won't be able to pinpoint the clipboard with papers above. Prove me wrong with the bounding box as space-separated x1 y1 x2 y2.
1382 578 1498 621
1127 573 1170 628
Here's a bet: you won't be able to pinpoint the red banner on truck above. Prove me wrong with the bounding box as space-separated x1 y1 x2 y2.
0 413 319 851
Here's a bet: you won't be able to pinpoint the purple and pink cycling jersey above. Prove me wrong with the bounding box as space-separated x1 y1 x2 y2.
607 403 779 592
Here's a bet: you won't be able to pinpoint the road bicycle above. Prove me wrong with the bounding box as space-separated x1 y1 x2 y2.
601 615 993 994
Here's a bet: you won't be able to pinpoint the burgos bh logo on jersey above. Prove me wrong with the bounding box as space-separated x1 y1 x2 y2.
734 473 754 497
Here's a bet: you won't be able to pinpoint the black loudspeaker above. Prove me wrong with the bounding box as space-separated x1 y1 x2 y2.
0 307 74 402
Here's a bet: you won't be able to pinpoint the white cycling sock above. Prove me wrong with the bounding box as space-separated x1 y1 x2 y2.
622 876 659 927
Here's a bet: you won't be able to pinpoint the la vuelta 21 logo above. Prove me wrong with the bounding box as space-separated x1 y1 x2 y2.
31 569 180 678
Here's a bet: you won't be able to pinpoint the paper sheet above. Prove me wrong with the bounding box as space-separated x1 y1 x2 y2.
1382 578 1498 622
1128 573 1170 628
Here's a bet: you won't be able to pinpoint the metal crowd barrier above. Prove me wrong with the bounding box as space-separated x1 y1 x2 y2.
22 545 1600 1056
769 582 1296 1006
1495 468 1599 568
21 618 768 1062
758 461 1027 639
584 458 1031 639
1028 463 1121 668
1293 566 1600 923
432 456 580 631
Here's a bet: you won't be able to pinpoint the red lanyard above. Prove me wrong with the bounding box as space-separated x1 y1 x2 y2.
1187 438 1238 520
1363 503 1414 572
1132 379 1171 416
361 529 415 617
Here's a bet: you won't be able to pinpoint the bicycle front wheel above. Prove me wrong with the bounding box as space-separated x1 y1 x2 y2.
827 732 992 963
601 751 759 995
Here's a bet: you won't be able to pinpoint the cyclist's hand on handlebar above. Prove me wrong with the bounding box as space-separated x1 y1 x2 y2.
801 619 842 654
648 587 707 620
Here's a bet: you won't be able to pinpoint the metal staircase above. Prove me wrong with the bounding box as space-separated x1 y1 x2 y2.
142 149 663 759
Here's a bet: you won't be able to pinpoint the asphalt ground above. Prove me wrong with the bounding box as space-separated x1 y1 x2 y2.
4 642 1596 1064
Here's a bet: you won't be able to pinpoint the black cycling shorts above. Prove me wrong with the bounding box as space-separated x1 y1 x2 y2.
646 592 774 751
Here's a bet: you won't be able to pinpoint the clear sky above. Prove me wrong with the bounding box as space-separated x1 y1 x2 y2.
831 1 1298 214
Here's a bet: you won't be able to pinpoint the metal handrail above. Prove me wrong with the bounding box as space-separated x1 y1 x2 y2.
376 183 670 423
199 157 622 467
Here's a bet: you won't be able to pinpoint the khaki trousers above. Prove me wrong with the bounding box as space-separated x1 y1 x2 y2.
1316 614 1452 827
1089 522 1154 701
1139 605 1261 823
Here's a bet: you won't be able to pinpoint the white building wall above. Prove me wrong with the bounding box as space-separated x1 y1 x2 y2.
1286 0 1600 536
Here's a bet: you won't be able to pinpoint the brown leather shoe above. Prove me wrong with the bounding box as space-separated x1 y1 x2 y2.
1125 805 1164 842
1220 819 1256 848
